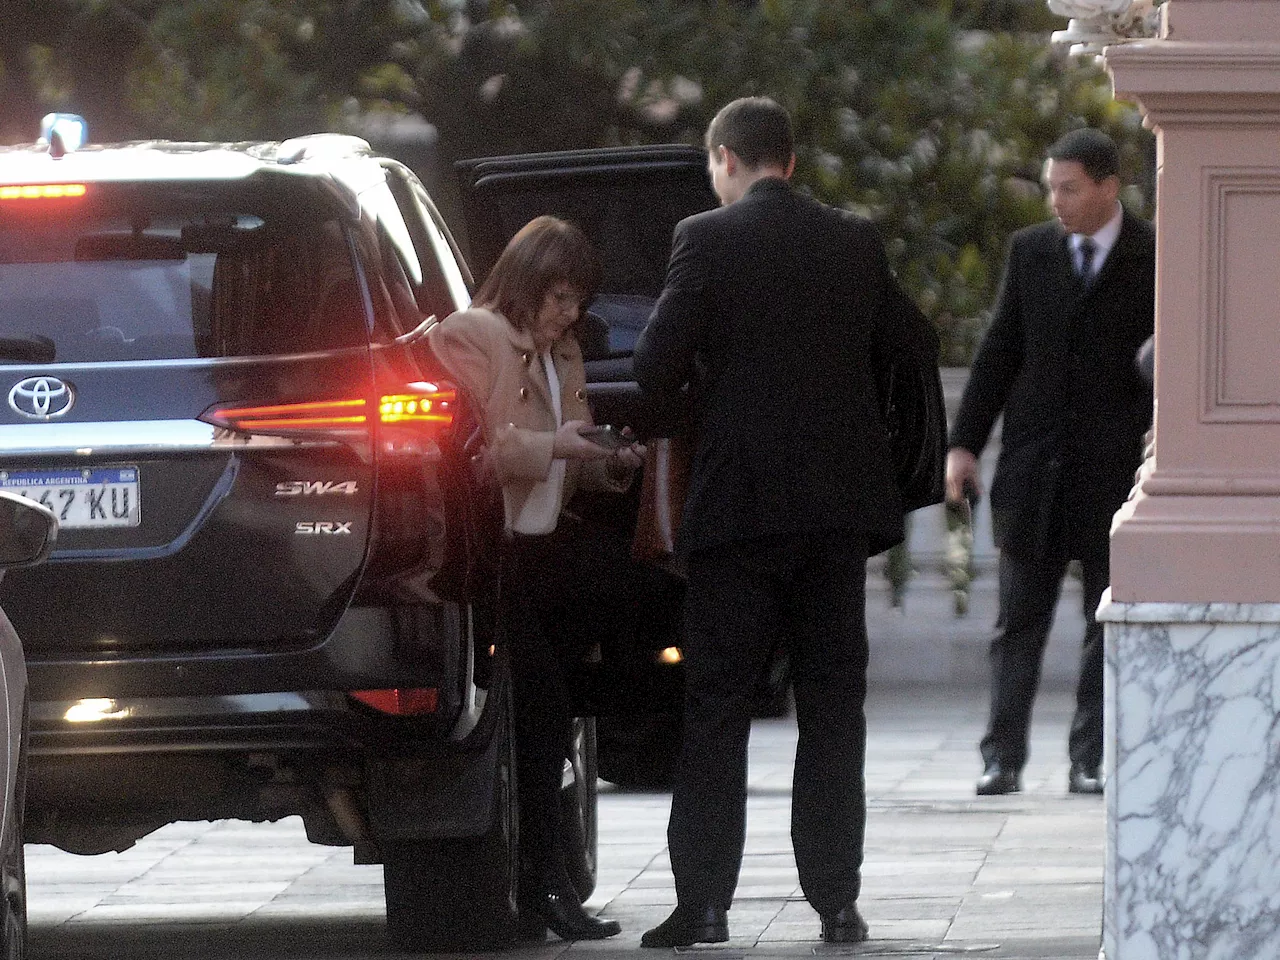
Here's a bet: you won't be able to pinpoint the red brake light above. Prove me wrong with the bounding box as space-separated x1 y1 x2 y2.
379 383 456 425
202 383 455 436
349 688 438 716
203 398 368 432
0 183 87 200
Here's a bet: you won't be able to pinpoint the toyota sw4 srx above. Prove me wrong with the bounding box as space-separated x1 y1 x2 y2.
0 130 715 951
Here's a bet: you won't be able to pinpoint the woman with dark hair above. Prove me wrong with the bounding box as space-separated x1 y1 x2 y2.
427 215 641 942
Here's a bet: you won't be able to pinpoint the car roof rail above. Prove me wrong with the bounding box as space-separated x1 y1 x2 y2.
274 133 373 165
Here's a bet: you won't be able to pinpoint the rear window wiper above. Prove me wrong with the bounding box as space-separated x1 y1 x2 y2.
0 335 56 364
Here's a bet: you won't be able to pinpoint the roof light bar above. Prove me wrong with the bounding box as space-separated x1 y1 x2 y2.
0 184 87 201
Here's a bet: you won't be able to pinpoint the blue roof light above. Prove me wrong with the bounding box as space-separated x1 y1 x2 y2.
39 114 88 154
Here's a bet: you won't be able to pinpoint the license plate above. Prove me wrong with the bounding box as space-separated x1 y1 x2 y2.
0 466 141 528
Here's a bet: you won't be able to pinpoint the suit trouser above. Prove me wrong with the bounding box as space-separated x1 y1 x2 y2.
979 548 1108 772
667 531 869 916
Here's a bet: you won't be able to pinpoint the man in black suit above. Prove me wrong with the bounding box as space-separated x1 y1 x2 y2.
947 128 1154 798
633 97 908 948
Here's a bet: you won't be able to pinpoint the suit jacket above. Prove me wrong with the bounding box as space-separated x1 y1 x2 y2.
427 307 620 530
949 209 1155 561
634 177 906 556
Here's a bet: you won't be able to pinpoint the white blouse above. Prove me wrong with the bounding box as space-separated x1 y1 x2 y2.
508 348 567 535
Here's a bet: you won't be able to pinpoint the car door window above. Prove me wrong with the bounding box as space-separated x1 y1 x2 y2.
383 166 470 317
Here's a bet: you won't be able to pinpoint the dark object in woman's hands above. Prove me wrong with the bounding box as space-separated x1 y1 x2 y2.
580 424 630 451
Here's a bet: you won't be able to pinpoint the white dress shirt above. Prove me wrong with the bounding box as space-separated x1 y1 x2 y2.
1070 202 1123 280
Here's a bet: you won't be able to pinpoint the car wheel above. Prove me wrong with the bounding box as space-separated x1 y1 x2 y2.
560 718 598 901
596 712 683 790
1 705 26 960
382 676 518 952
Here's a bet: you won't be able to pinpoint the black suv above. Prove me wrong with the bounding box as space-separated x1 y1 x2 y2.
0 131 714 950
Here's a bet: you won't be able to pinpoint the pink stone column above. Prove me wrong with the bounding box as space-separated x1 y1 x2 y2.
1100 6 1280 958
1106 1 1280 602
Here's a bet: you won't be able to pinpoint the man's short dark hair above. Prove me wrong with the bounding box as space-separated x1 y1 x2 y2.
704 97 793 170
1047 128 1120 183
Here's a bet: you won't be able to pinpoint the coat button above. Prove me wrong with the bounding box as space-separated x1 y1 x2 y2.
519 387 528 400
521 352 532 365
575 389 586 402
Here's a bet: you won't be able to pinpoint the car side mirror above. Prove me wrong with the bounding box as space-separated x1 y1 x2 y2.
575 310 611 362
0 492 58 567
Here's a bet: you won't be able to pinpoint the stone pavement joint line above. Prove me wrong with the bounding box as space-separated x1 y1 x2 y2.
24 691 1102 960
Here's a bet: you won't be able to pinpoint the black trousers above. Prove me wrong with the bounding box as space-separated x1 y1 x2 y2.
667 531 869 917
980 548 1108 772
504 518 676 894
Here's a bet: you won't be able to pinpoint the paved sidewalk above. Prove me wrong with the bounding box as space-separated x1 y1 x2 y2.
583 689 1103 960
25 690 1103 960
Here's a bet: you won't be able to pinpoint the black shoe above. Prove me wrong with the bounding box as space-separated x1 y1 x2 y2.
1068 762 1104 795
520 889 620 941
976 763 1021 796
820 902 869 944
640 904 729 948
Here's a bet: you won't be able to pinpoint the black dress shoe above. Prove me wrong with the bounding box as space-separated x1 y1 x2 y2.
519 888 621 941
976 763 1021 796
820 902 869 943
1068 762 1104 795
640 904 729 948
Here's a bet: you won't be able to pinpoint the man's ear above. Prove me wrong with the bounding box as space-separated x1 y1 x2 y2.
720 145 739 177
784 153 796 179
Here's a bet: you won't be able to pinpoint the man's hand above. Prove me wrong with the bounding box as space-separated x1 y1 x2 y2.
945 447 982 504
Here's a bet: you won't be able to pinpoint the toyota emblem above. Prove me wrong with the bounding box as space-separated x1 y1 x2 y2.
8 376 75 420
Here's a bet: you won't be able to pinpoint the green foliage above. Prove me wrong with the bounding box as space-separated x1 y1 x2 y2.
394 0 1154 362
0 0 1154 360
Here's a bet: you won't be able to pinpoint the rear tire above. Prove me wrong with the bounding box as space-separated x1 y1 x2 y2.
560 718 598 901
383 679 518 952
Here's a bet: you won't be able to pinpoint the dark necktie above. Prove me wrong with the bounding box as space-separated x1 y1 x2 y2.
1079 237 1097 286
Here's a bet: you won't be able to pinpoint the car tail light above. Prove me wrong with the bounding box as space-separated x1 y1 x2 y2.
203 398 368 432
379 383 456 425
349 687 438 715
0 183 87 201
201 383 455 436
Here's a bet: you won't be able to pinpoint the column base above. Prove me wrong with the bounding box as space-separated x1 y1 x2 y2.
1099 595 1280 960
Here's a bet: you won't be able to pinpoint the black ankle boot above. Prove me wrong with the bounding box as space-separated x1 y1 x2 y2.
520 888 620 942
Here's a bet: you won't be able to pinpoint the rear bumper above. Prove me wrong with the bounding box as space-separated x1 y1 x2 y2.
27 689 416 756
26 602 463 702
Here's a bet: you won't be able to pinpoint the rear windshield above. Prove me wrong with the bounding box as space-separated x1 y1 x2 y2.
0 180 368 362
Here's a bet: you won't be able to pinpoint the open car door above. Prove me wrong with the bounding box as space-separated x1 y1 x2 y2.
455 145 721 785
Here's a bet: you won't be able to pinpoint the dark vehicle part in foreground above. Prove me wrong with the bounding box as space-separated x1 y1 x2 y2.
0 490 61 960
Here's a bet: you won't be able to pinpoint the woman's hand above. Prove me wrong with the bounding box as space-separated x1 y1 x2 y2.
612 436 646 470
553 420 614 460
604 431 645 484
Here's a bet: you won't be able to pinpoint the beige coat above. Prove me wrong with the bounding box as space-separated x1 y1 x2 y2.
427 306 621 528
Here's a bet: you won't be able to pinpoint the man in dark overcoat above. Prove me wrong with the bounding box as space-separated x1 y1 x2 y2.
947 128 1155 797
632 96 908 947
